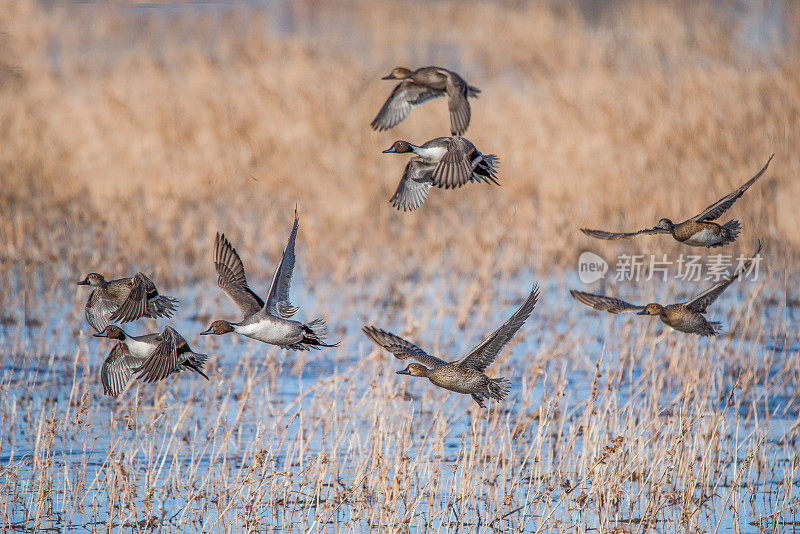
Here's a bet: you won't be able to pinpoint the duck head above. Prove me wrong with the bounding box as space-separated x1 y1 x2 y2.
94 324 126 340
382 67 411 80
396 362 430 377
78 273 108 287
638 303 664 316
654 218 675 232
201 320 235 336
382 140 414 154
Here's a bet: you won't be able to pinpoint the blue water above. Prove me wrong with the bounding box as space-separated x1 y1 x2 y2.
0 268 796 532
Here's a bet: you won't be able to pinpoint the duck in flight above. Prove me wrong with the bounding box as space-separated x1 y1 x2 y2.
570 241 762 336
201 210 338 351
382 136 499 189
363 284 539 408
94 325 209 396
371 67 480 136
78 272 178 332
581 155 773 248
381 136 499 212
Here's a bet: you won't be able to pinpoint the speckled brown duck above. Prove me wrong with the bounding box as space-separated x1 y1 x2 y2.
371 67 480 136
77 272 178 332
570 242 763 336
581 155 772 248
363 284 539 408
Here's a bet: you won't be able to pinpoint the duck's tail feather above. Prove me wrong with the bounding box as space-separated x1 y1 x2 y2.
299 318 340 349
182 353 209 380
709 220 741 248
487 377 511 401
467 85 481 98
471 153 500 185
703 321 723 337
185 362 209 381
722 219 741 232
148 295 179 318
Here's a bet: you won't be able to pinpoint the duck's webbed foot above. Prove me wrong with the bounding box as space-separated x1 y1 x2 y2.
471 394 486 408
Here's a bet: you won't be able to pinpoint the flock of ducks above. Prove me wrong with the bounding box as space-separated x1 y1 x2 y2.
77 66 771 407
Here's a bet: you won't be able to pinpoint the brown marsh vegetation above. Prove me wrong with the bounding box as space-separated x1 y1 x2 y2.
0 0 797 531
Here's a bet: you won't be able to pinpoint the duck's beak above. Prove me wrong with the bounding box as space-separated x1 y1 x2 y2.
637 309 650 315
77 279 89 285
93 330 108 337
396 368 411 375
382 146 396 153
381 73 396 80
200 327 214 335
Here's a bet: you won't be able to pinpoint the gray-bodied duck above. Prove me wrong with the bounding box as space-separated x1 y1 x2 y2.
383 136 499 189
201 210 338 351
94 325 209 396
371 67 480 136
78 272 179 332
570 241 762 336
363 284 539 408
581 155 772 248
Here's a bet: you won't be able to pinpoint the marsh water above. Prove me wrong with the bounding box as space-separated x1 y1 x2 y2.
1 267 797 532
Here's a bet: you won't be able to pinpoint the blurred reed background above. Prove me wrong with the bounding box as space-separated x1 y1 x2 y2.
0 0 797 295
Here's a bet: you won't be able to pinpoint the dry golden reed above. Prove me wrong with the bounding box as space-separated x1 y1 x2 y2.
0 1 797 532
0 0 797 293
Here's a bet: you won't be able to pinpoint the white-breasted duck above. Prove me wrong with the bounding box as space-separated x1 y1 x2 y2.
383 136 499 189
201 210 338 351
94 324 209 395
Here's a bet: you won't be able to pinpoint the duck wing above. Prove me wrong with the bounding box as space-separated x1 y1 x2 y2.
370 80 442 131
264 210 300 318
133 326 181 383
431 136 476 189
443 71 471 135
85 290 119 332
580 227 670 240
570 289 645 314
390 158 435 211
457 285 539 372
109 273 157 324
691 155 773 222
214 233 264 318
685 241 763 312
362 326 448 368
101 342 145 397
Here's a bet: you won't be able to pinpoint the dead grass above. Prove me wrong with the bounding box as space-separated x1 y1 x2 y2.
0 0 797 289
0 0 797 532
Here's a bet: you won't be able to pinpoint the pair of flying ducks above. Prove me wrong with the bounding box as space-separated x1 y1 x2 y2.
573 157 771 335
371 66 500 211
